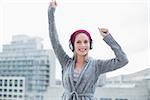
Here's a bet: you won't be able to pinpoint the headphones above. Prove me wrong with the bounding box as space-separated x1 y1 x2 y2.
69 29 93 52
69 39 93 52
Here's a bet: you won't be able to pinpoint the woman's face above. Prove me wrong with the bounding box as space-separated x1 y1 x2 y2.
74 33 90 56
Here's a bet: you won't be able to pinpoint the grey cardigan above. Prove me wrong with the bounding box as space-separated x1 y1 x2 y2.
48 7 128 100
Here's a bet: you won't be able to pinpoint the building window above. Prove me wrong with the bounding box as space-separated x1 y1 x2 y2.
4 89 7 92
14 80 18 87
0 80 2 86
8 95 12 97
14 95 17 98
4 83 7 86
15 84 18 87
19 89 23 92
9 89 12 92
14 89 17 92
4 80 7 86
3 94 7 97
9 79 12 84
9 83 12 87
19 95 23 98
20 80 23 87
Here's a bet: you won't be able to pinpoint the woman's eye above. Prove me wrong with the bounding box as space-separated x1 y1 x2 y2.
77 41 81 43
76 40 89 44
84 40 88 43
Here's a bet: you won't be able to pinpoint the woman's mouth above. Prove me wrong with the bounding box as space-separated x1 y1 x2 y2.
79 48 87 52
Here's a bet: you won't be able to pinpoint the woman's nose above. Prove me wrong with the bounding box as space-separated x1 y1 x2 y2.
81 42 85 46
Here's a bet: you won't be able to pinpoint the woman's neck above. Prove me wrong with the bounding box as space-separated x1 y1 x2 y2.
76 54 88 64
74 54 88 72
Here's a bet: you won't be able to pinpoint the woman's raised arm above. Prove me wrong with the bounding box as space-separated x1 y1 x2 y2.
48 1 71 69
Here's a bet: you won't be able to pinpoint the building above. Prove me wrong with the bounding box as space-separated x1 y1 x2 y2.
95 68 150 100
0 76 25 100
0 35 56 100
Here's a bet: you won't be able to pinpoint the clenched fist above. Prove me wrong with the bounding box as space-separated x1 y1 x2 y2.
98 27 109 38
49 0 57 8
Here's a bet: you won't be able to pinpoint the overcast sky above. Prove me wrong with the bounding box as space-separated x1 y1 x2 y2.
0 0 149 79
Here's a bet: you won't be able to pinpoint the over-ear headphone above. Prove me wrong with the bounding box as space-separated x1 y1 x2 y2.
69 40 74 51
69 29 93 52
90 39 93 49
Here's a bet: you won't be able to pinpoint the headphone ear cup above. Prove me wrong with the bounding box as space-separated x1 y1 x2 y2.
69 41 74 51
90 39 93 49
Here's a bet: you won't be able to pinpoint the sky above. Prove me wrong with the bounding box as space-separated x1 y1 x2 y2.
0 0 149 79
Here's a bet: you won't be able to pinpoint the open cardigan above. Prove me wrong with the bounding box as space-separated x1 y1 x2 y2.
48 7 128 100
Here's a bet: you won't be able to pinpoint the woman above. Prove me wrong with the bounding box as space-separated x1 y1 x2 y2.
48 1 128 100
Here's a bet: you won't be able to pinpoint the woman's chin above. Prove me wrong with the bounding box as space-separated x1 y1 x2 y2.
78 53 88 56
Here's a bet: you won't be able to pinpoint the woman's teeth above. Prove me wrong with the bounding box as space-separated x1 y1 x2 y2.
79 48 86 51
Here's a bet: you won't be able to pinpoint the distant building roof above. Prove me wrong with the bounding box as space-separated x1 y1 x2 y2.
104 83 136 88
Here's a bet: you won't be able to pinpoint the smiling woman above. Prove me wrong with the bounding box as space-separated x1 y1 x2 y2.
0 0 148 81
48 0 128 100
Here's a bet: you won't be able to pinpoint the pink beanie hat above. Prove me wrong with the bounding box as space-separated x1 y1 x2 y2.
70 29 92 45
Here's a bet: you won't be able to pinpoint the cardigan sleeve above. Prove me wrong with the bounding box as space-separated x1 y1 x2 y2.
48 7 71 69
95 34 128 76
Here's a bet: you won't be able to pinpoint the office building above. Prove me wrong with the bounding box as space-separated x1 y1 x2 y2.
95 68 150 100
0 35 55 100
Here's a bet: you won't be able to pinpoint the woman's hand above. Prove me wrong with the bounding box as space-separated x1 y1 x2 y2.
49 0 57 8
98 27 110 38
